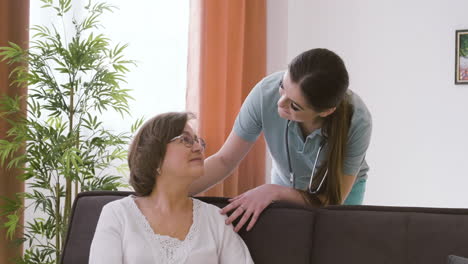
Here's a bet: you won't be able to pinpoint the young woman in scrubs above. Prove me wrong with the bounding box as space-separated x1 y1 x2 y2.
190 48 372 232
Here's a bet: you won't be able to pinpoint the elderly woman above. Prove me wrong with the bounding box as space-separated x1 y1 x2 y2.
89 112 254 264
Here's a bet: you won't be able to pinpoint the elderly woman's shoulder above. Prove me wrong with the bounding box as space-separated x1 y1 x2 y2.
193 198 228 222
99 195 134 217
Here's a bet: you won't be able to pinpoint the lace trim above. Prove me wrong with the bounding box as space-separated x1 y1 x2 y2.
127 195 201 264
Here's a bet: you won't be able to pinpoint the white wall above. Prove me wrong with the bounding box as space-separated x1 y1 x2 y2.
268 0 468 208
266 0 290 183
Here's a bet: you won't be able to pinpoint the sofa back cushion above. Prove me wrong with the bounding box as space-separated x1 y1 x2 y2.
311 206 468 264
61 191 317 264
238 201 316 263
60 191 133 264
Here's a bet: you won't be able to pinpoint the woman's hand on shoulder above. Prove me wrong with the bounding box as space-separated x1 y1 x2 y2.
220 184 282 232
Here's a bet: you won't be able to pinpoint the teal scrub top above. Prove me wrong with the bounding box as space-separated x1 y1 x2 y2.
233 71 372 205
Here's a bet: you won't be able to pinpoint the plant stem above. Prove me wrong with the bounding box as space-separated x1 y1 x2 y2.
55 183 61 264
74 180 79 202
63 73 75 244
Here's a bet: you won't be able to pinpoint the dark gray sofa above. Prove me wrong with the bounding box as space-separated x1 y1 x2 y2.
61 191 468 264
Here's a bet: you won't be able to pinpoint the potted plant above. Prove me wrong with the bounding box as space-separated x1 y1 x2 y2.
0 0 141 263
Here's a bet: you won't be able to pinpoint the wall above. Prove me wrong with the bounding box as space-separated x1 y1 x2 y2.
268 0 468 207
266 0 290 183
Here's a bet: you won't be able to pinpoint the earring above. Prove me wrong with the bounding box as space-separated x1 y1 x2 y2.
156 168 161 175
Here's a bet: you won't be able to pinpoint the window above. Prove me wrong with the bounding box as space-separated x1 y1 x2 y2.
29 1 189 190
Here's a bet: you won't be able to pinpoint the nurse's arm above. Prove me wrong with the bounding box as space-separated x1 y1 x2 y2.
189 131 255 195
221 174 357 232
277 173 356 205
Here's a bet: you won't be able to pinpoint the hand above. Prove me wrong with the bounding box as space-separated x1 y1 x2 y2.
220 184 281 232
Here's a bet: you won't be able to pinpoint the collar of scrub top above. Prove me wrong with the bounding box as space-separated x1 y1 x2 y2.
285 120 328 193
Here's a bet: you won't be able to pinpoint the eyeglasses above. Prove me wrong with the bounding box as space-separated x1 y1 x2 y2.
170 132 206 152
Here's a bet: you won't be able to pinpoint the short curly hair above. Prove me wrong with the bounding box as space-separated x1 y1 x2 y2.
128 112 194 196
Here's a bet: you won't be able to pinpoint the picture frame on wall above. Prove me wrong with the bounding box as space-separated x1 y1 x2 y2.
455 30 468 84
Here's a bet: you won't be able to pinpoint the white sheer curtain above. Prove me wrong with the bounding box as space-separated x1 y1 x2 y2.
31 0 189 130
99 1 189 130
27 0 189 222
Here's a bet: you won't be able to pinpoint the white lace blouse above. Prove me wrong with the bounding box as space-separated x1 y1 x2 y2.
89 196 254 264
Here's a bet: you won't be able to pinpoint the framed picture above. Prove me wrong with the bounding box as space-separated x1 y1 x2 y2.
455 30 468 84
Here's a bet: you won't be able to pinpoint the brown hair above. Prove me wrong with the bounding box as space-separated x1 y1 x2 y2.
128 112 194 196
289 48 353 206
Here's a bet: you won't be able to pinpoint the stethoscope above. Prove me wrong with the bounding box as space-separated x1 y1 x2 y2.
285 120 328 194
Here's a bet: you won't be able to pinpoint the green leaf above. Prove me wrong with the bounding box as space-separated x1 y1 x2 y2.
0 194 23 216
7 154 27 169
4 214 19 239
131 116 145 133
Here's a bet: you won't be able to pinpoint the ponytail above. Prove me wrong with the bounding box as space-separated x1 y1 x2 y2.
301 94 353 206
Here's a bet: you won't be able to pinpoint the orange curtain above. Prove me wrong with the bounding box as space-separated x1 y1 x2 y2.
0 0 29 262
187 0 266 197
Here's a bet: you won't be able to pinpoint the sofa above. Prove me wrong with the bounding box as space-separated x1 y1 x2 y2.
61 191 468 264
